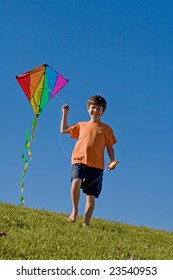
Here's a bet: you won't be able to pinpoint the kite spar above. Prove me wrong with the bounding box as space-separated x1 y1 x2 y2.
16 64 68 205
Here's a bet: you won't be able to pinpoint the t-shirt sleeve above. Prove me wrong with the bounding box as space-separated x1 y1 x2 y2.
69 123 80 139
105 127 117 147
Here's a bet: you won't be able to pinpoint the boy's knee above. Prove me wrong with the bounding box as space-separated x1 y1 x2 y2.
86 195 95 205
72 178 82 188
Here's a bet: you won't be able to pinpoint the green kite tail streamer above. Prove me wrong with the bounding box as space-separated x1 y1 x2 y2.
20 116 38 206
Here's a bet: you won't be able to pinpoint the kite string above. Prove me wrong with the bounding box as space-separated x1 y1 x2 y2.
54 95 71 160
54 94 67 105
58 115 71 160
54 94 71 158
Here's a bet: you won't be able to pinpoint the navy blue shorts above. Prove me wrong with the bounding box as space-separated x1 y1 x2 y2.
71 164 103 198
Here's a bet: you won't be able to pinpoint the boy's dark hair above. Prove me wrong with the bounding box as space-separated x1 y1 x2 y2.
87 95 107 113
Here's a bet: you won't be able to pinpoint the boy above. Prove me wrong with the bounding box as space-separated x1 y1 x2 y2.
61 95 117 226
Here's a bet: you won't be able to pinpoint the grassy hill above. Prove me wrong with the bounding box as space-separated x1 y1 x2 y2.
0 202 173 260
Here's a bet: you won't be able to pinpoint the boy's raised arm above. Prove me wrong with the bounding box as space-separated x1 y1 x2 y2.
61 105 71 134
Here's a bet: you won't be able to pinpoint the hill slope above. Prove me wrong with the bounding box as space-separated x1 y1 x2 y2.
0 203 173 260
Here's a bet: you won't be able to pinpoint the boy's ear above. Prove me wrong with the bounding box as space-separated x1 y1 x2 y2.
102 109 106 116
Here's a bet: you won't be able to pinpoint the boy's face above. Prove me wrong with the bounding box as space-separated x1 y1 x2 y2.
88 104 104 122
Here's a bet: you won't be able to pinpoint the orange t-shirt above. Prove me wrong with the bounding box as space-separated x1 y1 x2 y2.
69 121 117 170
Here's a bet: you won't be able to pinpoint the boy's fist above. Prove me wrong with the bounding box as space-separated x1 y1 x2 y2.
62 104 69 112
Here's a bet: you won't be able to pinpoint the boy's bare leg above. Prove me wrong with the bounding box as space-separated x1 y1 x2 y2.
67 179 82 222
84 195 95 226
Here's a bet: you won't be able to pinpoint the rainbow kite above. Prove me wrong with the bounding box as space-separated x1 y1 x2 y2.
16 64 68 205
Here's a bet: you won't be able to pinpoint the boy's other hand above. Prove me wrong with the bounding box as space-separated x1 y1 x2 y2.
108 160 119 170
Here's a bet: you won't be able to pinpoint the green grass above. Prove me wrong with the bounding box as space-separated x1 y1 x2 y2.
0 202 173 260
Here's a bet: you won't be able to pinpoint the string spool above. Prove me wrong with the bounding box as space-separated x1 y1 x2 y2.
108 160 119 170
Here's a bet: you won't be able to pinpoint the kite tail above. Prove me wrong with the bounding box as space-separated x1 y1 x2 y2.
20 116 38 206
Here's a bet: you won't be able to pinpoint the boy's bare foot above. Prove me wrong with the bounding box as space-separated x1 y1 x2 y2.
83 222 89 227
67 212 78 222
67 217 76 222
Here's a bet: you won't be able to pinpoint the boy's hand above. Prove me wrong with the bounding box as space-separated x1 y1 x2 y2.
62 104 69 112
108 160 119 170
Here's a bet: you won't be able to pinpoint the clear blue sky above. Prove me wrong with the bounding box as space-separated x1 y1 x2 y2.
1 0 173 231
